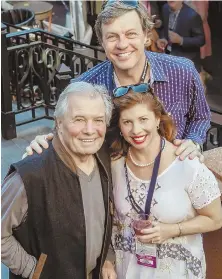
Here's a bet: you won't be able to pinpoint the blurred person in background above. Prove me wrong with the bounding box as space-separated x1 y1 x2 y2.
141 1 162 52
157 1 205 73
186 0 212 85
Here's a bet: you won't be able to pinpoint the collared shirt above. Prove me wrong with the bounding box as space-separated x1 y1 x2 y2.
73 51 210 144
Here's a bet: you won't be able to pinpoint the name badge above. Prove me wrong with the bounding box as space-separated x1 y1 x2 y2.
135 238 157 268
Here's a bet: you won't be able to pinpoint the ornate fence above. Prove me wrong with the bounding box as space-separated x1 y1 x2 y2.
203 122 222 151
1 24 104 139
1 24 221 149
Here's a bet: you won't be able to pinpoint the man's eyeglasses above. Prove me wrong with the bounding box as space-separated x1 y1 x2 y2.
104 0 139 9
113 83 150 98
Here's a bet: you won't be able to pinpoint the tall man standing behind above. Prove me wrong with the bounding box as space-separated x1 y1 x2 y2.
157 1 205 72
26 0 210 162
1 82 116 279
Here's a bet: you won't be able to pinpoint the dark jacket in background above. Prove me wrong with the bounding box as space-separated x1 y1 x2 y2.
8 143 113 279
161 3 205 72
150 1 160 17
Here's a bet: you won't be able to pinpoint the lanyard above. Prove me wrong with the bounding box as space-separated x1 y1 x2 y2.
113 59 149 86
140 59 149 83
169 10 180 31
124 138 165 217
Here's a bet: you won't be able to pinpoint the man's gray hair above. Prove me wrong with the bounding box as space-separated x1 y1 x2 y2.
95 1 154 44
54 81 113 126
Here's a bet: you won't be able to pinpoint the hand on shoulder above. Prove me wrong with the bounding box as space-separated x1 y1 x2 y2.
173 139 204 163
22 133 54 158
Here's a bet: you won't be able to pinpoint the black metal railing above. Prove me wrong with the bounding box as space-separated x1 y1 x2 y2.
1 24 104 139
203 121 222 151
1 24 222 150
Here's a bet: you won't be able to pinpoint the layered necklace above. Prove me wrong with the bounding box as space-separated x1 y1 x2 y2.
113 58 149 87
128 138 166 168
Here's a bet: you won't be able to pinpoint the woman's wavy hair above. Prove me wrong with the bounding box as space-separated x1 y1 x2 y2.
108 88 177 156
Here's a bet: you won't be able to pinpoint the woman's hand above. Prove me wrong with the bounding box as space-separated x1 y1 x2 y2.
138 222 179 244
23 133 54 158
102 260 117 279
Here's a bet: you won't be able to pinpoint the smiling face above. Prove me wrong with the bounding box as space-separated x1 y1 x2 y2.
119 103 160 151
57 94 107 159
101 10 147 72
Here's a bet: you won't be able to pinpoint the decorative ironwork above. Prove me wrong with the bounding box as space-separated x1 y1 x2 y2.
9 42 101 109
1 24 222 150
1 25 104 139
203 123 222 151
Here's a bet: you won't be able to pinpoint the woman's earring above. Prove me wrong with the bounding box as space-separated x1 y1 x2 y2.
144 38 152 48
58 127 62 134
157 125 160 130
120 132 123 136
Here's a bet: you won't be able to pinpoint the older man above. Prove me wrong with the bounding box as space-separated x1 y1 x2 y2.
26 0 210 161
1 82 116 279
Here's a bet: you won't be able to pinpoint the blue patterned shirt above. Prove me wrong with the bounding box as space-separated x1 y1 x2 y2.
73 51 210 144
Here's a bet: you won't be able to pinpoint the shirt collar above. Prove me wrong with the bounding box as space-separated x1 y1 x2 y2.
145 51 168 83
52 133 108 177
108 51 168 91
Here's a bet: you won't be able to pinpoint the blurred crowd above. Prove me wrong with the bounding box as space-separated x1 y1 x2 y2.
143 1 211 84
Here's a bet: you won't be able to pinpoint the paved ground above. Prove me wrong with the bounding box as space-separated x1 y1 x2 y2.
1 119 53 179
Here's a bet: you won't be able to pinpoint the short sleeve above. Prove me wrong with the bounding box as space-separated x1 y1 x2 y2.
187 163 221 209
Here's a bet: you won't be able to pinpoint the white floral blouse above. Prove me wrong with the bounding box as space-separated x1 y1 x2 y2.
111 157 221 279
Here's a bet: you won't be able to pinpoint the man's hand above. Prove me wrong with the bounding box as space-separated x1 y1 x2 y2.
102 260 117 279
156 38 168 51
168 31 183 45
24 133 54 157
174 139 204 162
138 222 179 244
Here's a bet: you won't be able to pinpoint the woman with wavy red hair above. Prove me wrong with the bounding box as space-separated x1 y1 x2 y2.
104 88 222 279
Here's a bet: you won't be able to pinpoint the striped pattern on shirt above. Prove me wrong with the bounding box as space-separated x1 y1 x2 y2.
72 51 210 144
